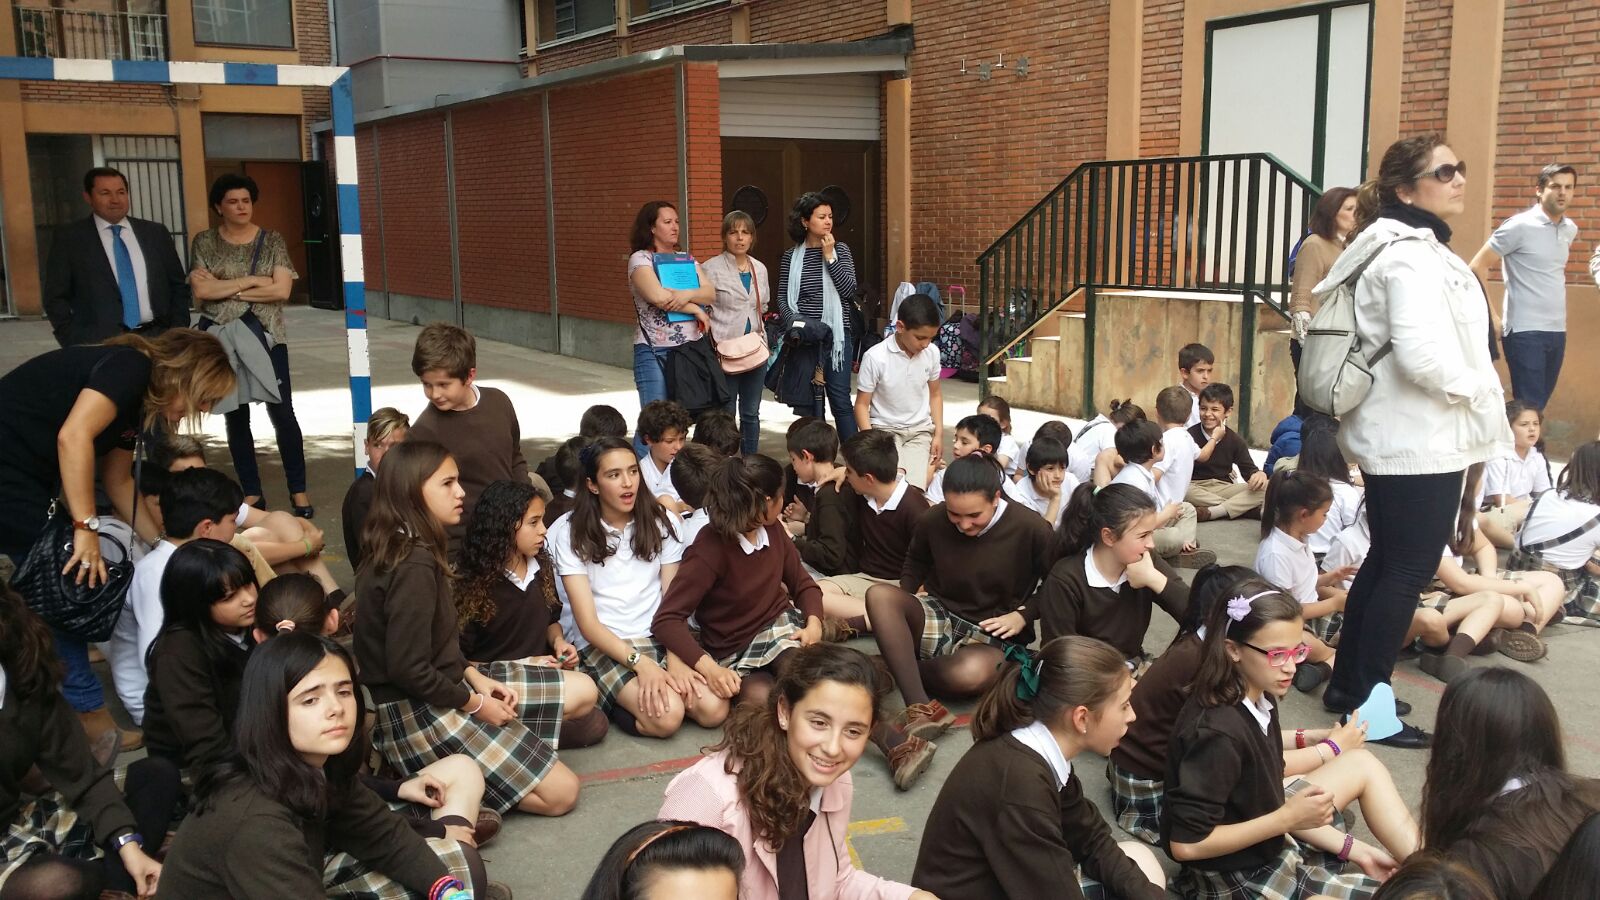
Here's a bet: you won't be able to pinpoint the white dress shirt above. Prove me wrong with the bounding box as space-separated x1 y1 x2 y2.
95 214 152 324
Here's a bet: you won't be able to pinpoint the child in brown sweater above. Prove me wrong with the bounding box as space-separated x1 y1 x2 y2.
653 454 824 709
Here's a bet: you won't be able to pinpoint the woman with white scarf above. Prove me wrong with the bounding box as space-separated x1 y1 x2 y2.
778 192 859 440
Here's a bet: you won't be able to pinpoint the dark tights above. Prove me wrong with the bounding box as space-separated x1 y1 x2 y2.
864 586 1005 707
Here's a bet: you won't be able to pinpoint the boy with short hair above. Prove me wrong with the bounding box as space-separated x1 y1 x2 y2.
1107 417 1210 567
1001 436 1079 529
406 322 529 542
112 467 243 726
637 399 693 513
822 430 933 631
1186 382 1267 521
342 407 409 569
670 441 720 545
692 409 742 458
853 293 943 489
784 419 854 578
926 413 1003 504
1177 342 1215 428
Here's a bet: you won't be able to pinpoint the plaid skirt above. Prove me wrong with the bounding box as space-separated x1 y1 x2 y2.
719 607 805 674
1508 548 1600 626
1418 590 1453 612
1108 761 1165 845
1177 841 1378 900
324 836 474 899
579 636 671 711
0 790 102 888
372 666 564 814
1306 611 1343 644
917 596 1004 659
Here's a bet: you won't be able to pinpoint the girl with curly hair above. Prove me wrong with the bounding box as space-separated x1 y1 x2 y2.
457 479 609 748
658 644 929 900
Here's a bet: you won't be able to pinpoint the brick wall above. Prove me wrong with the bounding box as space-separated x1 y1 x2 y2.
547 67 682 324
21 82 169 104
1140 0 1184 157
297 0 333 154
682 63 724 258
532 35 623 74
1402 0 1453 137
628 7 735 49
747 0 884 43
373 115 454 301
451 96 551 312
907 0 1112 293
1494 0 1599 281
356 126 385 293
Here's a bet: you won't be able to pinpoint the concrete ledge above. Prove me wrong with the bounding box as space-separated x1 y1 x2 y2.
559 315 634 371
462 304 557 354
371 295 631 369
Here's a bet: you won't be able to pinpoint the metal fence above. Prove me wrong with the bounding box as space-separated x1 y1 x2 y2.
14 7 167 61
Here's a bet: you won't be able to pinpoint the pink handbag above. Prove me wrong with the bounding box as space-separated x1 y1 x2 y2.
716 267 769 374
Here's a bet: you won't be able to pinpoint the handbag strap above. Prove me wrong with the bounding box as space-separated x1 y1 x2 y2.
1517 490 1600 554
1338 235 1420 368
247 229 267 276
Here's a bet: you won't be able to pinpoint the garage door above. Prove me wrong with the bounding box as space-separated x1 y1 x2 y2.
718 74 880 142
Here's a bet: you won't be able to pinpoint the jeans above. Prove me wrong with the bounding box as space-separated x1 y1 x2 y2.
806 337 859 441
724 367 766 455
224 342 309 498
634 343 674 457
1326 470 1463 711
1501 329 1565 410
55 631 105 712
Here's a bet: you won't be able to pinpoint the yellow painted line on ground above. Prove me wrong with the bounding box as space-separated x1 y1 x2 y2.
845 817 907 869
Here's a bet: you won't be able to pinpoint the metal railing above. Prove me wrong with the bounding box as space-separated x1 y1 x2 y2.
977 153 1320 437
15 7 168 61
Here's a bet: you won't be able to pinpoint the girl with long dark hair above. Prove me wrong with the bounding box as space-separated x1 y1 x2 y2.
913 636 1167 898
658 644 928 900
355 441 579 818
580 820 744 900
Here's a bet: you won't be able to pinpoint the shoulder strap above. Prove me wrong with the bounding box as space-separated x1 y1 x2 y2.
1339 235 1421 368
247 229 267 276
1518 491 1600 554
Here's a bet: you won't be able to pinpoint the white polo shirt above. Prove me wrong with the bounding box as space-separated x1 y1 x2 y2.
1518 490 1600 571
1155 425 1197 507
1067 417 1115 483
925 467 947 504
1256 526 1319 606
1309 479 1364 556
1083 546 1128 593
1484 448 1552 502
639 451 680 503
1489 205 1579 333
1002 470 1081 529
857 336 939 430
548 512 684 645
1322 516 1370 591
1109 460 1161 505
998 433 1025 479
867 477 910 514
1185 388 1201 428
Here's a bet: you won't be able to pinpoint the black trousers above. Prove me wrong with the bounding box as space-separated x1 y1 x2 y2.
1326 469 1464 710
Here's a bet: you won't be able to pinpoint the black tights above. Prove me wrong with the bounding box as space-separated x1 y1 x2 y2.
864 587 1005 707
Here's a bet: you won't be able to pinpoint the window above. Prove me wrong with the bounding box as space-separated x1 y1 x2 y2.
193 0 293 48
548 0 613 41
202 115 302 161
630 0 720 18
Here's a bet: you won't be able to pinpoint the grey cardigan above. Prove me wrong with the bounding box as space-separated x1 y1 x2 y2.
700 251 769 343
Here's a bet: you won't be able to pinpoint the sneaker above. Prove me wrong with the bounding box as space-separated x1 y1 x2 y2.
1371 721 1432 749
1418 651 1467 684
821 615 858 643
1293 661 1331 693
896 700 954 741
1174 549 1218 569
887 735 937 790
473 808 503 848
1496 629 1548 663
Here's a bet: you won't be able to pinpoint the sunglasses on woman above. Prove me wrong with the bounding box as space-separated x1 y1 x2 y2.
1242 641 1312 668
1415 161 1467 183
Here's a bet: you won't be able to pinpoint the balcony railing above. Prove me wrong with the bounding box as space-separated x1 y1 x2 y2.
15 7 168 61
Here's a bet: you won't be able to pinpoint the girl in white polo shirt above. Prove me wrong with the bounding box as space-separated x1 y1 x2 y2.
549 436 728 739
1254 470 1346 693
1481 401 1553 548
1509 441 1600 626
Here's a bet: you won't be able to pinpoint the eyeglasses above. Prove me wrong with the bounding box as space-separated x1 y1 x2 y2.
1242 642 1311 668
1414 161 1467 183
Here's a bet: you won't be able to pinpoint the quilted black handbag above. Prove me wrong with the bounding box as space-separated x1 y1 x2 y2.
11 438 143 642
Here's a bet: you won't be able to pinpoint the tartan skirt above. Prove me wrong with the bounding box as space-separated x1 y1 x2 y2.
1306 611 1343 644
1108 761 1165 845
324 836 474 899
917 596 1004 659
1508 548 1600 626
718 607 805 674
1418 590 1453 613
1 790 102 888
579 636 671 711
1176 841 1378 900
371 666 564 814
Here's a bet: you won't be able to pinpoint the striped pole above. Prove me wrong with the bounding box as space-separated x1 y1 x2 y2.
0 55 370 476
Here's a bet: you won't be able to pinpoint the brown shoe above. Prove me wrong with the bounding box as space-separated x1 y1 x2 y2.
896 700 954 741
473 808 503 848
119 727 144 752
78 708 121 766
1472 629 1504 656
1174 549 1218 569
1496 629 1548 663
887 735 937 791
821 615 858 643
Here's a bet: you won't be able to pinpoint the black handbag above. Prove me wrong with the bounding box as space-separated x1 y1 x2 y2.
12 437 143 642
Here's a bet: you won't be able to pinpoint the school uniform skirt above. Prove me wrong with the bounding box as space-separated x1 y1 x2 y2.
1176 840 1378 900
718 607 805 674
371 666 565 814
0 791 104 887
1305 612 1343 644
916 596 1004 659
579 636 672 712
1107 762 1165 845
323 836 474 900
1508 548 1600 625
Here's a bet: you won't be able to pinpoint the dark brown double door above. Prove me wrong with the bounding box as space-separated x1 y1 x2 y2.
720 137 879 315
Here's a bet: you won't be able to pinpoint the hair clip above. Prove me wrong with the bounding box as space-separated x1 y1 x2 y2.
624 824 694 867
275 619 296 633
577 443 600 468
1003 643 1042 701
1226 590 1280 624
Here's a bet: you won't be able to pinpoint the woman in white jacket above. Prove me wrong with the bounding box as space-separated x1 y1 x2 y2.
1315 135 1512 746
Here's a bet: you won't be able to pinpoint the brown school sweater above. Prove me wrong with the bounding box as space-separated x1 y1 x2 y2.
340 469 375 570
1163 695 1289 872
158 777 447 899
853 484 930 580
408 386 529 539
653 523 824 668
1187 424 1261 483
793 481 856 575
1 678 137 848
1036 551 1190 659
143 625 253 771
912 734 1167 900
354 543 472 709
902 502 1059 633
459 559 560 663
1110 634 1205 780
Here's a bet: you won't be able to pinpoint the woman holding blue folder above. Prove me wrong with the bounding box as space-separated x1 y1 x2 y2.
779 192 859 440
628 201 715 425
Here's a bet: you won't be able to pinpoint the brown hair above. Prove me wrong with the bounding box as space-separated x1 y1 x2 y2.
972 636 1127 741
1370 852 1495 900
630 201 678 253
256 573 333 637
710 644 883 849
410 322 476 380
1309 186 1359 242
721 210 756 240
365 407 410 445
456 480 559 627
0 582 62 697
1191 584 1302 708
104 328 236 432
359 440 455 577
567 437 673 565
1354 134 1448 235
704 454 785 542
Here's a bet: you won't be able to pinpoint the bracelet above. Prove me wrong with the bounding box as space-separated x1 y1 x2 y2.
1323 738 1342 757
1337 832 1355 863
302 538 314 558
1295 728 1307 750
1313 743 1328 764
463 693 485 715
429 877 471 900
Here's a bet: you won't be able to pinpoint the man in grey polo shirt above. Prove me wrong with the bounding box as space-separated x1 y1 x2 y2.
1470 164 1579 410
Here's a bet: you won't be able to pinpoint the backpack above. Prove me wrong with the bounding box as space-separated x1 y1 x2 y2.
1296 236 1418 416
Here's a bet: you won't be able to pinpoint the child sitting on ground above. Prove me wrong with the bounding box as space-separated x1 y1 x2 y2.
1177 342 1214 428
927 413 1004 504
1254 470 1347 693
1068 399 1144 484
1510 440 1600 627
343 408 409 570
1103 418 1207 567
977 396 1025 480
1186 383 1267 521
1297 418 1364 562
853 292 943 489
782 419 853 578
637 400 693 514
669 442 720 545
1001 436 1079 529
691 409 742 458
1480 401 1552 549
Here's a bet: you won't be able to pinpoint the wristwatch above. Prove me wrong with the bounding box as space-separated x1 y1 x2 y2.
112 831 144 852
626 650 642 670
72 516 102 532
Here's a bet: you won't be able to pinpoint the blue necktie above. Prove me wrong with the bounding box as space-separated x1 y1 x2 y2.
109 224 141 329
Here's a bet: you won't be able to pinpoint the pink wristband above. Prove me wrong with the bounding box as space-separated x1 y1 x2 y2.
1337 832 1355 862
1322 738 1342 757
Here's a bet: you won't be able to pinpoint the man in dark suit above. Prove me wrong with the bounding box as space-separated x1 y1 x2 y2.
43 166 191 346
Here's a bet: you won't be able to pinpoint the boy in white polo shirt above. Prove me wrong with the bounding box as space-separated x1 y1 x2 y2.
1106 417 1210 566
853 293 943 488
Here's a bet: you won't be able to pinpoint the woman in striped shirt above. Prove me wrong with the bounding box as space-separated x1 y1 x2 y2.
778 192 859 440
